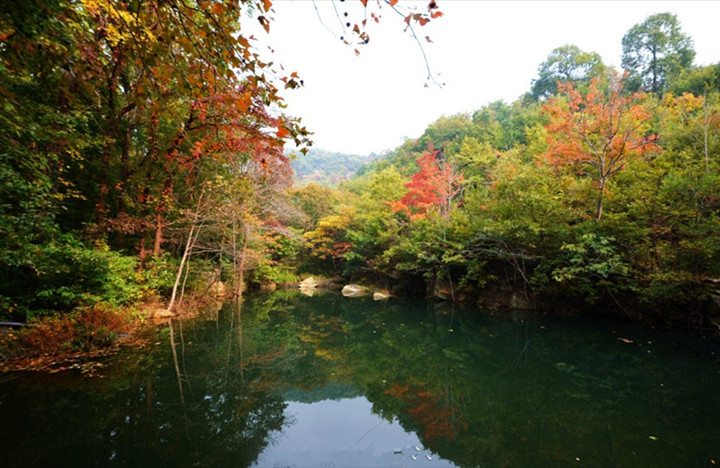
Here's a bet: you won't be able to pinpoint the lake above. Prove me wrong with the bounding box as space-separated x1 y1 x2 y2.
1 291 719 467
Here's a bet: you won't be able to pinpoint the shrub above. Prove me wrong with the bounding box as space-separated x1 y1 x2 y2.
0 305 135 361
0 234 148 320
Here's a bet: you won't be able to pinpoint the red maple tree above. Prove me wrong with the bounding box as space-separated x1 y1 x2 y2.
392 150 464 220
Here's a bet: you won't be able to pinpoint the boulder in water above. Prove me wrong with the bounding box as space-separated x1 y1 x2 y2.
373 291 391 301
342 284 369 297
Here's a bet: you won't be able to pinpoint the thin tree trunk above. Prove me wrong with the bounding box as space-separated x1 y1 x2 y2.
235 222 250 305
97 75 115 230
596 178 606 221
168 195 203 311
169 319 185 406
153 210 166 256
168 222 195 311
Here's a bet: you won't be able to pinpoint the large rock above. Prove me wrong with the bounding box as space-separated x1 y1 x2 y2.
342 284 369 297
299 277 318 296
149 308 174 319
373 291 391 301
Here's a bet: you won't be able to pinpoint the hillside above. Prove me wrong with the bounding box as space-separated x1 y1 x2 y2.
290 148 371 187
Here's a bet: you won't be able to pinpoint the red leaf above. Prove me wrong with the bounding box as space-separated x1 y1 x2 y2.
211 2 225 15
390 0 399 6
277 124 290 139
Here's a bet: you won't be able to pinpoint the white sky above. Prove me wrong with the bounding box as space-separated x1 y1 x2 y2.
260 1 720 156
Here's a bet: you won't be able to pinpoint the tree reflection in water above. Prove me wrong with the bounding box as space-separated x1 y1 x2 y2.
1 291 719 468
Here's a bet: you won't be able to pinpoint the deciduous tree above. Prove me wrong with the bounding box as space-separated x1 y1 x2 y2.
391 150 464 220
531 45 608 100
622 12 695 97
541 75 659 220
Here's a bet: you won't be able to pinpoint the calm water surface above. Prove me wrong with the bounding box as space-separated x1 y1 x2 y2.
1 292 719 467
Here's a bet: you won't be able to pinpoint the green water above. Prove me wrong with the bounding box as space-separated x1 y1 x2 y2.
1 292 719 467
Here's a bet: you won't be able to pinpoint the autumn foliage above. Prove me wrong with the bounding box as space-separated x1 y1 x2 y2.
384 378 467 443
541 74 660 219
391 150 464 220
0 306 138 372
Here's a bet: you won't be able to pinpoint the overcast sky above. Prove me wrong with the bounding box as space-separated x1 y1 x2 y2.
261 1 720 156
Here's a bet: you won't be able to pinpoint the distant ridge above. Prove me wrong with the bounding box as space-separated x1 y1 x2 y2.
289 148 373 187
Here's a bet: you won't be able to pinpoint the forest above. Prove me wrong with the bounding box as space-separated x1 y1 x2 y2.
1 1 719 362
290 148 369 187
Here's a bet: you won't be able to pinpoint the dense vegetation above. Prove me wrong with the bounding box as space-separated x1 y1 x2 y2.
0 0 314 321
1 3 718 334
290 148 370 187
289 13 720 328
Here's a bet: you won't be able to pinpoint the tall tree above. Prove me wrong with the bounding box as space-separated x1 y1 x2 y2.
621 12 695 97
531 45 608 100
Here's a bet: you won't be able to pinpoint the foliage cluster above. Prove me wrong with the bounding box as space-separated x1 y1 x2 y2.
0 304 137 368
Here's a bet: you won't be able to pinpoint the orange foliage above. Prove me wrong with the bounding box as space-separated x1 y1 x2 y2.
541 74 660 219
393 151 464 220
384 378 467 443
0 306 138 373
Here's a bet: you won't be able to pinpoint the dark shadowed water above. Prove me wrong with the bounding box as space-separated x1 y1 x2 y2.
1 291 719 467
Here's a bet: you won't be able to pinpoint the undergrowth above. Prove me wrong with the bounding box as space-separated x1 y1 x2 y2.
0 305 141 373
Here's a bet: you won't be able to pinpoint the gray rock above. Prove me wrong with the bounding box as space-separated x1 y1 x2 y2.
299 277 318 288
299 277 318 296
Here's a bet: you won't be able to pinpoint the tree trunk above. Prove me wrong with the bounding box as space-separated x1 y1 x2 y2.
167 196 203 311
168 224 195 311
153 211 164 256
596 178 606 221
235 222 250 303
153 174 173 256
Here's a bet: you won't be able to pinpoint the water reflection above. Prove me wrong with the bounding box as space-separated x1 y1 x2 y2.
1 291 719 467
256 397 455 467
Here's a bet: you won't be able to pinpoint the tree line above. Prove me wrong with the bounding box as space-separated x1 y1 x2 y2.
289 12 720 327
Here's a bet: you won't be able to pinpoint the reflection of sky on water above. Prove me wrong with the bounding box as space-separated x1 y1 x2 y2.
255 396 456 468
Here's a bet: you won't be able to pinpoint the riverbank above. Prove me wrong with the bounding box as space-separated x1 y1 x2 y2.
0 294 226 374
3 276 718 375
